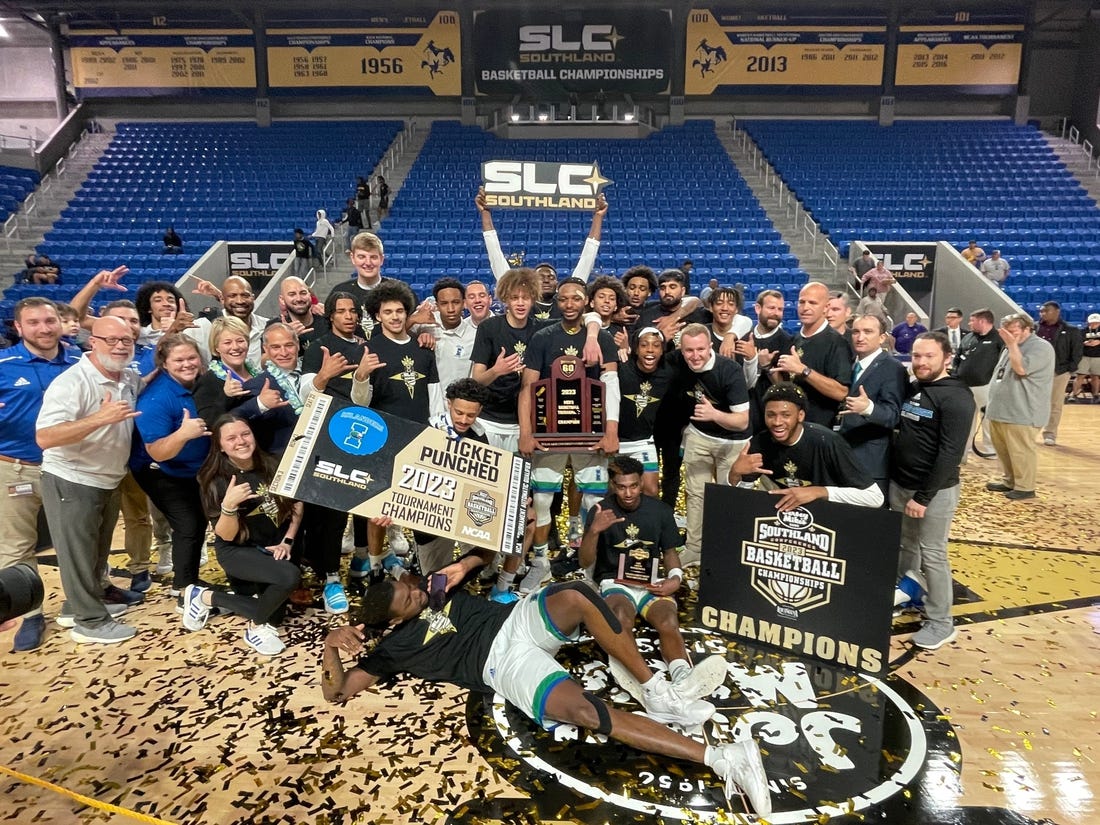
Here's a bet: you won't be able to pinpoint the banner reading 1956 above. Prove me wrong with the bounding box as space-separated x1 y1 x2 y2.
895 11 1024 92
266 11 460 95
686 8 886 94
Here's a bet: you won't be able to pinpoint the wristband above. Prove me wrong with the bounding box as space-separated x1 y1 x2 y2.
282 536 294 545
667 567 684 581
220 506 238 517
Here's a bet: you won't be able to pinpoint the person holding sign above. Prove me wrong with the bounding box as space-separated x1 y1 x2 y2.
728 382 883 511
579 456 728 702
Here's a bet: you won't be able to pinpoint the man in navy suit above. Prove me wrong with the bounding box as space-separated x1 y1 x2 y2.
838 314 909 497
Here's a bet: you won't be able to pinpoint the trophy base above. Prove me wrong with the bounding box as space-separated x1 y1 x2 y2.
535 433 604 453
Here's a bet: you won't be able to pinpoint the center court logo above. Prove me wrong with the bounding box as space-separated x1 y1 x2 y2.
463 626 956 824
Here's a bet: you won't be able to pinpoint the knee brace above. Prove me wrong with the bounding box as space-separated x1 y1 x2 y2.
582 691 613 736
533 491 555 527
545 580 622 633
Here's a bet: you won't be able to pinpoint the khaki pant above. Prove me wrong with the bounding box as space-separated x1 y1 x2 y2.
681 429 746 565
989 420 1040 492
1043 373 1070 440
0 459 44 617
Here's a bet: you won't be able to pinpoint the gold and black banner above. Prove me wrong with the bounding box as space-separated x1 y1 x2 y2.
896 11 1024 92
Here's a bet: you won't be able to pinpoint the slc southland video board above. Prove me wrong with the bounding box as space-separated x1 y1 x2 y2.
272 394 530 557
266 11 461 95
68 14 256 95
685 8 886 94
896 10 1024 93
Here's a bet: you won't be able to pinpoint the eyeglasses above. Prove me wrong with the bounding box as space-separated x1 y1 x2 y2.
90 335 135 347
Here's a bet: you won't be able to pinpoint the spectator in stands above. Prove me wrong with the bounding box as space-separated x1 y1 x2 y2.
838 314 909 496
855 286 890 329
986 312 1055 501
271 276 327 354
1068 313 1100 402
961 240 986 267
37 315 143 646
376 175 390 214
980 250 1010 285
132 335 213 602
339 198 363 252
311 209 336 265
935 307 967 355
187 415 302 656
890 332 974 650
667 323 750 567
292 228 313 279
330 231 395 340
680 260 694 281
954 309 1004 461
135 280 194 348
0 297 81 651
861 259 896 296
699 278 718 304
355 176 372 228
162 226 183 254
850 249 876 281
26 254 61 285
773 282 852 427
1036 301 1083 446
891 312 927 359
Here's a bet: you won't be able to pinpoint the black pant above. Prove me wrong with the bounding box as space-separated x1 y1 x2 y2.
301 502 344 576
657 426 684 508
212 543 300 624
133 466 206 590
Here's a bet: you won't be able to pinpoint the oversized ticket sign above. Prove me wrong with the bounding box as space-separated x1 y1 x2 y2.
685 8 886 94
697 485 900 675
481 160 612 210
272 394 531 556
266 11 461 95
69 28 256 95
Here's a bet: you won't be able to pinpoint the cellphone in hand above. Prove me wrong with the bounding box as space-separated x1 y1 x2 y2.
428 573 448 611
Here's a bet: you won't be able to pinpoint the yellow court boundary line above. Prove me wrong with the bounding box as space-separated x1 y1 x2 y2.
0 764 177 825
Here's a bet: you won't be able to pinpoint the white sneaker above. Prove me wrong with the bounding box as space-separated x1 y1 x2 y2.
244 623 286 655
672 654 729 701
155 545 173 575
640 675 715 726
388 525 410 557
182 585 211 632
711 739 772 816
607 656 645 704
517 557 551 594
56 602 128 628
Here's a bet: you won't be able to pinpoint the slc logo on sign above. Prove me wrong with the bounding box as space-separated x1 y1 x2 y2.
482 160 612 210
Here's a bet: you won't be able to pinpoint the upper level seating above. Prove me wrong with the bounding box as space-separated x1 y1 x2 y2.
742 119 1100 323
381 119 808 326
14 120 402 314
0 165 38 225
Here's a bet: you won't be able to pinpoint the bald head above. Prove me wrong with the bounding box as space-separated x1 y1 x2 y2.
279 276 313 317
797 282 829 331
88 315 135 375
221 276 255 321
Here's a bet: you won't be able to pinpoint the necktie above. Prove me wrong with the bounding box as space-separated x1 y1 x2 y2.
852 362 863 384
951 329 960 350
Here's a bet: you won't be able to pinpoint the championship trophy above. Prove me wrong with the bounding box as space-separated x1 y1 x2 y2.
614 524 660 587
529 355 605 452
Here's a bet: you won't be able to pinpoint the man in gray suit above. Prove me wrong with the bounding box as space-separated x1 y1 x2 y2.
838 314 909 496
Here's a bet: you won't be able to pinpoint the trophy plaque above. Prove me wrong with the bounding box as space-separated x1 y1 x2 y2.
530 355 605 452
615 542 660 587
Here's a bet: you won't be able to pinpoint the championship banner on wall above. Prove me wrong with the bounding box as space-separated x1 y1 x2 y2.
266 11 460 96
863 241 937 313
473 8 671 97
685 8 886 95
68 14 256 96
697 485 900 674
896 10 1025 93
272 394 531 556
481 160 612 210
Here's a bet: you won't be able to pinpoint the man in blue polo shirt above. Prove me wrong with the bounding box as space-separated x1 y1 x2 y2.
0 297 80 651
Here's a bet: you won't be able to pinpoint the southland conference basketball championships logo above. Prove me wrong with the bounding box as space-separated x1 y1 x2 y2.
461 625 970 824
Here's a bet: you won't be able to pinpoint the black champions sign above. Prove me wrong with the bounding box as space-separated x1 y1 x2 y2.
697 485 900 674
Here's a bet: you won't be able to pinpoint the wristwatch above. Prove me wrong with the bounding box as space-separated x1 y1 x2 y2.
801 366 812 378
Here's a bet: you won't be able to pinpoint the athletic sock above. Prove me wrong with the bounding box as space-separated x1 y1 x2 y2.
493 570 516 593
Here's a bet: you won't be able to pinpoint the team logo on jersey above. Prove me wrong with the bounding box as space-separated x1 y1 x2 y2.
513 341 528 369
563 345 579 358
360 313 376 339
777 459 809 489
394 356 425 398
462 625 966 824
625 379 659 417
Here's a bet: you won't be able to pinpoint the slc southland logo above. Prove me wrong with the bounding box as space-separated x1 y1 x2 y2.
482 160 612 210
458 625 984 824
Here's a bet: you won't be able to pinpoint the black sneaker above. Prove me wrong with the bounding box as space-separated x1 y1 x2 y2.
103 584 145 606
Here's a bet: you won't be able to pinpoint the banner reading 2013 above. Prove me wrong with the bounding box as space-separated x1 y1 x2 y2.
685 8 886 95
266 11 461 95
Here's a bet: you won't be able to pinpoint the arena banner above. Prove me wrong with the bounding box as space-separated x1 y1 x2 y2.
473 8 671 97
266 11 460 96
895 10 1025 93
68 14 256 96
272 394 531 556
685 8 886 95
863 241 937 313
481 160 612 210
697 485 900 674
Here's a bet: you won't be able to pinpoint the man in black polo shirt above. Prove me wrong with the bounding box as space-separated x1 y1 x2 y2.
773 281 852 427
